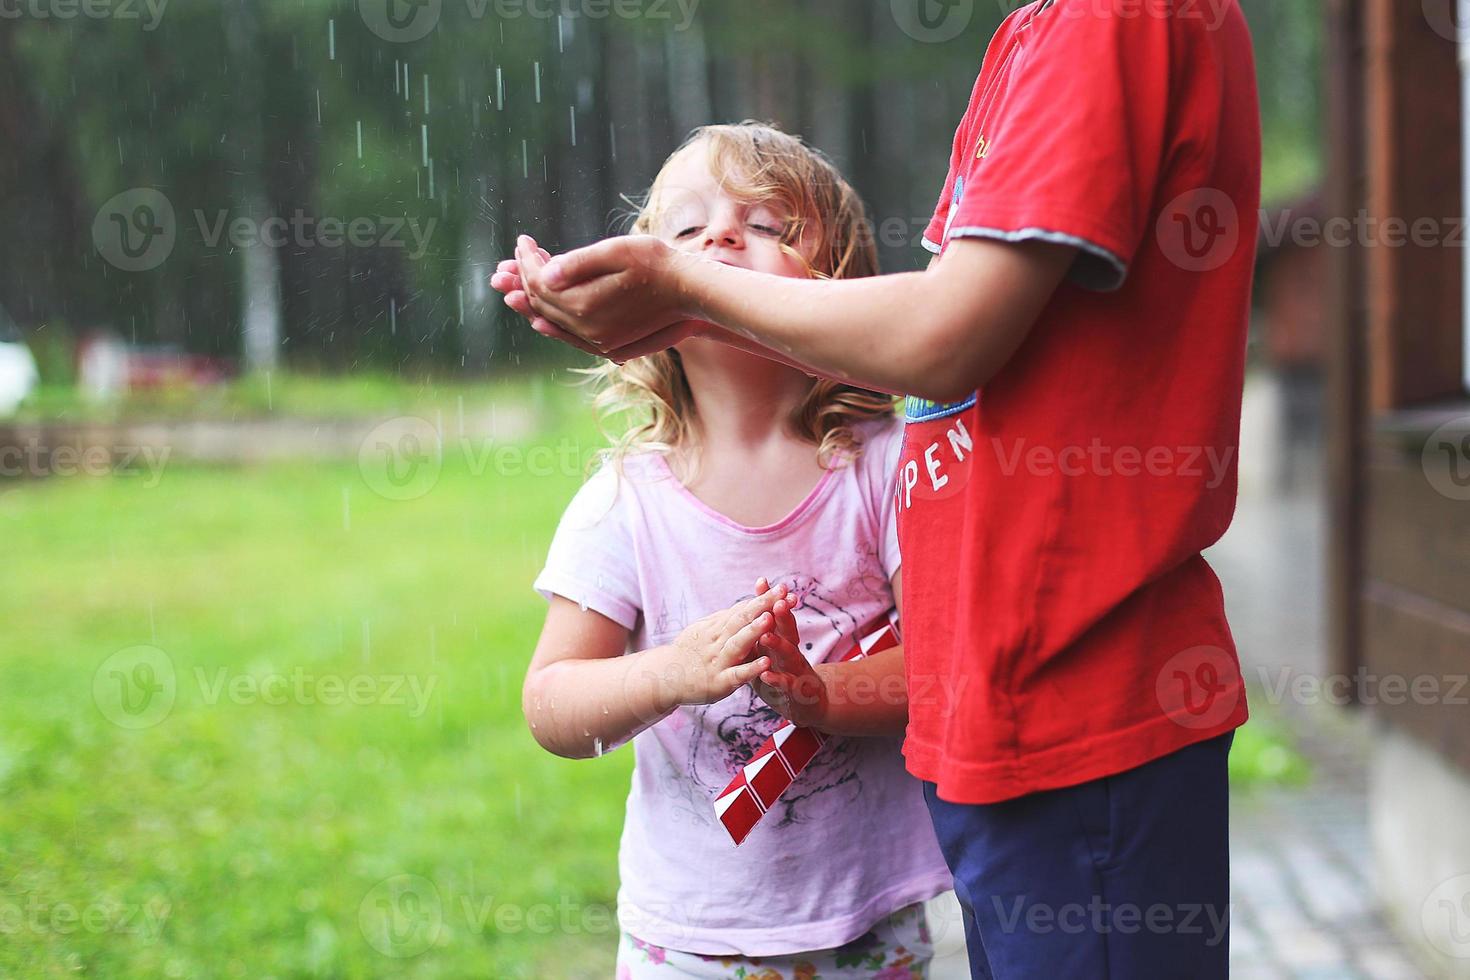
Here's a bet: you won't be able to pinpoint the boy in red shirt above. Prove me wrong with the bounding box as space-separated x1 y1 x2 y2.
497 1 1259 974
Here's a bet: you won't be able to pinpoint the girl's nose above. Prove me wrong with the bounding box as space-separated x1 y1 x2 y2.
702 212 743 250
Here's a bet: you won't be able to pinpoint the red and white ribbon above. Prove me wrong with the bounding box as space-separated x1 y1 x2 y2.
713 613 901 845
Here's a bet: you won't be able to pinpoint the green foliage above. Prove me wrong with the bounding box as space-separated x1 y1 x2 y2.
5 2 1324 371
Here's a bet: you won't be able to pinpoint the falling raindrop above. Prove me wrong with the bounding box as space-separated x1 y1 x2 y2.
568 106 577 147
356 120 363 159
315 89 321 125
534 62 542 103
328 19 335 60
421 124 429 167
593 738 604 757
389 298 397 336
495 67 504 110
423 74 430 114
265 370 272 410
521 140 528 179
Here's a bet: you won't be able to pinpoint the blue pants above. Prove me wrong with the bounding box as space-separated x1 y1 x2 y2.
923 732 1234 980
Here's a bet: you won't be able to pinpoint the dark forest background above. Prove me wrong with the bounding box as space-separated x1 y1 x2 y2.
0 0 1321 377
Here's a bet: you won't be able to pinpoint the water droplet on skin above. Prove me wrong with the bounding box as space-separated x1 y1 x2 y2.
578 599 589 613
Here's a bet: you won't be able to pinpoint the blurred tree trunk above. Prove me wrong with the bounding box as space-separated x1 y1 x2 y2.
225 0 282 373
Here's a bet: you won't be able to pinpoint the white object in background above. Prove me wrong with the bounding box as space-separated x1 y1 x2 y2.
78 333 128 403
0 340 38 416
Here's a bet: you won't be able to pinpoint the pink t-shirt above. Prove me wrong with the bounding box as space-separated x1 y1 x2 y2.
534 416 951 957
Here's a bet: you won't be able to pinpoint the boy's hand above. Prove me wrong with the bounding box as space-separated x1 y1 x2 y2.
518 234 706 357
664 585 790 707
749 577 829 728
491 239 602 358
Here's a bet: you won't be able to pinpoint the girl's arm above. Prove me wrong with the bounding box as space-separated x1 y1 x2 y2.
522 591 787 759
513 235 1076 404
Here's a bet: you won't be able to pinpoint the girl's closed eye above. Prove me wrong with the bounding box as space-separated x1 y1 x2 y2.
746 207 784 237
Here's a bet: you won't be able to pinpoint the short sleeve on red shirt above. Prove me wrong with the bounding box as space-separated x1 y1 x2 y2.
928 0 1179 291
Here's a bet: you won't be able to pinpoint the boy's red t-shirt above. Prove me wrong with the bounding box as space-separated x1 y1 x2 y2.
898 0 1260 804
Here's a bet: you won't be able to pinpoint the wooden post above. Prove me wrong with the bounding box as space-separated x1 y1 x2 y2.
1363 0 1465 410
1323 0 1368 696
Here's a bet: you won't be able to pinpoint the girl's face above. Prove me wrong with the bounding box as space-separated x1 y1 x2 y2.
646 144 815 280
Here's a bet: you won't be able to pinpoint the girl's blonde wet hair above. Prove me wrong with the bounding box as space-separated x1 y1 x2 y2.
583 121 895 478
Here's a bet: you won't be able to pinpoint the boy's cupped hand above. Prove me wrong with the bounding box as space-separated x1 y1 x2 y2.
491 234 707 363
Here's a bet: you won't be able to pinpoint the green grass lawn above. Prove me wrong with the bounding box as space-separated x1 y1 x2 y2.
0 385 628 978
1 376 1308 977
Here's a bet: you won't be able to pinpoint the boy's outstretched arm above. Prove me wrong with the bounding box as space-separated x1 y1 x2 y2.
516 234 1076 403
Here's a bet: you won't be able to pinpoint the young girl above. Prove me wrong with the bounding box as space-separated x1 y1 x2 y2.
496 123 951 978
